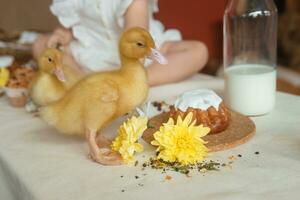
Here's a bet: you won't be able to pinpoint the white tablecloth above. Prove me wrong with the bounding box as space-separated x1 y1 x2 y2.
1 75 300 200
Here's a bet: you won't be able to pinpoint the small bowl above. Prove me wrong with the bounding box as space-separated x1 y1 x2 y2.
4 87 28 107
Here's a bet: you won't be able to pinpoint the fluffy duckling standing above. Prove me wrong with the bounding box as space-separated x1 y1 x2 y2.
29 48 83 106
41 27 167 165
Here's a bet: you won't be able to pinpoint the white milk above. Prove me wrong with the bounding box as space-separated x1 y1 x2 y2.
224 64 276 116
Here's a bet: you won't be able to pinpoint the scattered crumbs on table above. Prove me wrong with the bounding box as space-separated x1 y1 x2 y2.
138 183 144 187
120 175 124 178
134 160 139 166
237 154 242 158
221 163 226 167
141 157 224 177
255 151 260 155
142 173 147 176
165 175 172 181
197 161 221 172
135 175 139 179
121 189 125 192
228 161 234 165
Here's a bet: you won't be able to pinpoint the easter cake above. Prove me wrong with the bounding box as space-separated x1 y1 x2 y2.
169 89 231 134
143 89 256 152
6 64 35 107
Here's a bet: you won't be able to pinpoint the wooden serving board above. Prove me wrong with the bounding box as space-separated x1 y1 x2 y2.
142 111 256 152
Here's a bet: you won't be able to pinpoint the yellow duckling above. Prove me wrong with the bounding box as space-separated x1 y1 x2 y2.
29 48 83 106
40 27 167 165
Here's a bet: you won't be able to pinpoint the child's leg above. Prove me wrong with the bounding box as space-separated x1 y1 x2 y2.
147 41 208 86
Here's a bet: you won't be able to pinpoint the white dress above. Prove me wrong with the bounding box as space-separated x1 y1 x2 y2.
50 0 182 71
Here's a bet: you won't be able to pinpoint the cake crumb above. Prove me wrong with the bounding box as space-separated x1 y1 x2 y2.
165 175 172 181
134 161 139 166
228 155 236 161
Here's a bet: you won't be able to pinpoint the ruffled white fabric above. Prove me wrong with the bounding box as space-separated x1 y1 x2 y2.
50 0 181 71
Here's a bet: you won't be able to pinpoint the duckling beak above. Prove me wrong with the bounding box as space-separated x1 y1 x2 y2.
53 67 66 82
148 48 168 65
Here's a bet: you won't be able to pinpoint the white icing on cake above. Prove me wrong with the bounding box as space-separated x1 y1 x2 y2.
174 89 222 111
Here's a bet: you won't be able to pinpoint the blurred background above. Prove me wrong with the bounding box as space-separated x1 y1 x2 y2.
0 0 299 95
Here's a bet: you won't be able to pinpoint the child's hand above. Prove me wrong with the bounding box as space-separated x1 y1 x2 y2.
47 27 73 48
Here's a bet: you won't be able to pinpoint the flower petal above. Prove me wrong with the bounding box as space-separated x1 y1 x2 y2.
111 116 148 164
152 112 209 165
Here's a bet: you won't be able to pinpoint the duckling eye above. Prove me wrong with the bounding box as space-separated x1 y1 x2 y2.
136 42 145 47
48 58 53 62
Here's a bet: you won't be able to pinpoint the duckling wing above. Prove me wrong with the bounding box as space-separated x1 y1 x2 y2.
40 80 120 135
81 80 120 132
99 80 119 103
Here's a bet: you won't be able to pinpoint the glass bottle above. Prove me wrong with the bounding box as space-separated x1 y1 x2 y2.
223 0 278 116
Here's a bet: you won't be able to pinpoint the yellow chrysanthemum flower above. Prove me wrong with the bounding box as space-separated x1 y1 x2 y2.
0 68 10 87
111 116 148 164
151 112 210 165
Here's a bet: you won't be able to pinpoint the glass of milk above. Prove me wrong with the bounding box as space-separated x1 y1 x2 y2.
223 0 278 116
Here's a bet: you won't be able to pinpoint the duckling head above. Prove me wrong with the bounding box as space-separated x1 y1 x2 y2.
119 27 167 64
38 48 66 82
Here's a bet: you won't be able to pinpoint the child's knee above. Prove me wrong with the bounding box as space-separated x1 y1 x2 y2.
32 34 50 60
194 42 208 57
192 41 209 65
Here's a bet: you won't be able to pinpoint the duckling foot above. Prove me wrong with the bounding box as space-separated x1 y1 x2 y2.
86 129 122 166
96 134 112 148
95 148 123 166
